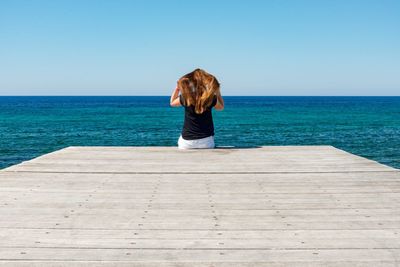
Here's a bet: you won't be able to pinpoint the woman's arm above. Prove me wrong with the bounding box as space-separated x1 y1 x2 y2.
170 87 181 107
214 90 224 110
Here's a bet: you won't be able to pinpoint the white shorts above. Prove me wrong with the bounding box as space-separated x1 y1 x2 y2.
178 135 215 149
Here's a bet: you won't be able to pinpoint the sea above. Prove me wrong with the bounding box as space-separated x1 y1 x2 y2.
0 96 399 169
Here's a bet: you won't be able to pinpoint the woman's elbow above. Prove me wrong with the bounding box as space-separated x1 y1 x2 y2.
170 100 181 107
215 104 224 111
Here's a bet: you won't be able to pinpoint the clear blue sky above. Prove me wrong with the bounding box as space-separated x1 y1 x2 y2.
0 0 399 96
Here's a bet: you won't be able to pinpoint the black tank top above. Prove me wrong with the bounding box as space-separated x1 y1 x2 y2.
179 94 217 140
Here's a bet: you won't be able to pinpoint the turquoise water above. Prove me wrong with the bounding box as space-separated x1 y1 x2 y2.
0 96 399 169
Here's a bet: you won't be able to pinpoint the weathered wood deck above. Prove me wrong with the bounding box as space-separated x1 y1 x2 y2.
0 146 399 266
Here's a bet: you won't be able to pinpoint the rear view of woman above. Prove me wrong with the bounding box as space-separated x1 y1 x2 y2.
170 68 224 149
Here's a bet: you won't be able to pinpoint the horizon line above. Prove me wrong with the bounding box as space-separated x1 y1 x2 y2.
0 95 400 97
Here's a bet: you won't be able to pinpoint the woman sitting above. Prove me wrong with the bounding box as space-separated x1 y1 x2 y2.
170 68 224 149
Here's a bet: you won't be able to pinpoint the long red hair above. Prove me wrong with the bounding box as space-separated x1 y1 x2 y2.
178 69 220 114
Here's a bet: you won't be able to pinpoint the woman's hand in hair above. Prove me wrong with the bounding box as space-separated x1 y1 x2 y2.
214 90 224 111
170 87 181 107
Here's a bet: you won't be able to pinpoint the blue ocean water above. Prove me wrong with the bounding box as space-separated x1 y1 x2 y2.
0 96 399 169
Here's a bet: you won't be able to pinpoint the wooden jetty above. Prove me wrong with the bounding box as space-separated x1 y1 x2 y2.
0 146 399 266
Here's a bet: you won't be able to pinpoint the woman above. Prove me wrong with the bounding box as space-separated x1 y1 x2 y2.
170 68 224 149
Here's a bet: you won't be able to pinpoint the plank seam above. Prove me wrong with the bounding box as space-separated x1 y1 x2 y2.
2 171 399 174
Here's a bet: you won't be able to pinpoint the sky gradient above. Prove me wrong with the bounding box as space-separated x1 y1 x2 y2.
0 0 399 96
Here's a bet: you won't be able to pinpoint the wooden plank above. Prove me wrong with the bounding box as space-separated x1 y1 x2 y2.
1 247 400 261
1 207 400 216
2 228 399 239
4 162 392 173
0 262 398 267
2 237 400 249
